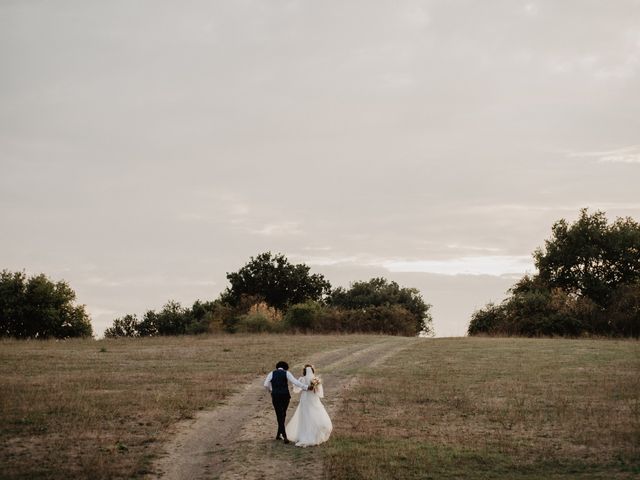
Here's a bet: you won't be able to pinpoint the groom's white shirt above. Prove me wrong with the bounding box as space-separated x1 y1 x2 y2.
264 368 309 392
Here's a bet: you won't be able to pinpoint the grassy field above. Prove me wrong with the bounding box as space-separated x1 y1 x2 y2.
1 335 638 479
0 334 382 479
324 337 640 479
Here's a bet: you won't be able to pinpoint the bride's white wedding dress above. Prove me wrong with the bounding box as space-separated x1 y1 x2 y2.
285 368 333 447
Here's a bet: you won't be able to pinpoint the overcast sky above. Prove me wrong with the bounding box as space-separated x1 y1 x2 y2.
1 0 639 337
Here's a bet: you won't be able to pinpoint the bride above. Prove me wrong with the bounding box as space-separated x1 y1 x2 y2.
285 364 333 447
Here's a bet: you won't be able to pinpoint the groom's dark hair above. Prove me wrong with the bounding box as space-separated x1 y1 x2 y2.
275 361 289 370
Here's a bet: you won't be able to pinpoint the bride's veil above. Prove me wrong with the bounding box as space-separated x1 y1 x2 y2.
292 366 312 394
304 366 315 382
304 365 324 398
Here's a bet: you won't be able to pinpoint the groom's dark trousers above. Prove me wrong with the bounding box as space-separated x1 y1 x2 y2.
270 369 291 439
272 393 290 439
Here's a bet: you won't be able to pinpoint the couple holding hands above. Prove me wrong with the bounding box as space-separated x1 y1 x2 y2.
263 361 333 447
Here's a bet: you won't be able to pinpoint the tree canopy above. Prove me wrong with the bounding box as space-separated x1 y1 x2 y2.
0 270 93 339
534 209 640 306
221 252 332 310
329 277 433 335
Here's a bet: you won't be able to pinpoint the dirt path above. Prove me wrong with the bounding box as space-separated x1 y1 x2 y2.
149 337 410 480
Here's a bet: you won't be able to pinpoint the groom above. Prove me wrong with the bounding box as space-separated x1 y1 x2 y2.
264 360 312 444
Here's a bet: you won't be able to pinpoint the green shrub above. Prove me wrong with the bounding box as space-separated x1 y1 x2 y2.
468 303 507 336
345 305 418 336
185 315 211 334
235 312 274 333
284 301 322 332
607 282 640 337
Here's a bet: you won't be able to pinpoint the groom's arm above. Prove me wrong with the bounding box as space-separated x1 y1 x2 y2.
263 372 273 392
286 371 309 390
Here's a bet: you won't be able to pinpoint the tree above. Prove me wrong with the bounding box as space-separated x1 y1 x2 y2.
468 209 640 338
534 209 640 306
136 310 159 337
153 300 189 335
0 269 93 339
104 299 224 337
221 252 332 311
186 299 217 334
125 300 192 336
104 314 139 338
328 277 433 335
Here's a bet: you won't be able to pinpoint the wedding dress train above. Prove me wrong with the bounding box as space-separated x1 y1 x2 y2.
285 368 333 447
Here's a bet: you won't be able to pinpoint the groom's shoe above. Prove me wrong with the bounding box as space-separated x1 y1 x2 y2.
275 435 283 441
283 438 290 444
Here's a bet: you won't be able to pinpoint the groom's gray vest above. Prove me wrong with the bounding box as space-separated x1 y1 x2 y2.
271 369 289 396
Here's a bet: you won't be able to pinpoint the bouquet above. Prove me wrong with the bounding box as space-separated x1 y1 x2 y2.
309 377 321 390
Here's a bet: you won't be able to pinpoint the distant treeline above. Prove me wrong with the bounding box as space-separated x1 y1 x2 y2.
468 209 640 338
0 253 433 340
105 254 433 338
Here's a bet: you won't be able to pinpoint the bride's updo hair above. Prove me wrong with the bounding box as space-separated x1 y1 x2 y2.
303 364 315 376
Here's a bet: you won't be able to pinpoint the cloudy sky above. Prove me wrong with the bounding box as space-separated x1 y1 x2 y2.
2 0 639 337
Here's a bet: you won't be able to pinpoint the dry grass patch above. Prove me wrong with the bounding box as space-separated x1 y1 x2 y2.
0 333 383 479
324 337 640 479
